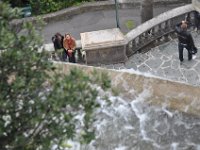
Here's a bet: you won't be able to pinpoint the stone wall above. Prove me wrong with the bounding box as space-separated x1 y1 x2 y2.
11 0 191 31
54 62 200 117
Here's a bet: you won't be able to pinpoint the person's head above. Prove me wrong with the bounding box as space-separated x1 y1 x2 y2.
54 33 63 41
55 32 62 38
181 21 188 30
65 33 71 40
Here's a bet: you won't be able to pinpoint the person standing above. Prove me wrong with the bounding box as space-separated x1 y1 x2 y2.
52 33 67 61
175 21 197 64
194 11 200 32
63 33 76 63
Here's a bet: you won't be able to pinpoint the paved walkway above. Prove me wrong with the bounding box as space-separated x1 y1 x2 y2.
101 32 200 87
42 4 183 43
44 3 200 87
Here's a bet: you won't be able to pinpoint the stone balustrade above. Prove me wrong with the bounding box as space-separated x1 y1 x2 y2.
125 4 195 56
45 4 196 64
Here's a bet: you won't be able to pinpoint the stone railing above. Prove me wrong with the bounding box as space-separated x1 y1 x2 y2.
125 4 195 56
46 4 195 64
38 3 196 64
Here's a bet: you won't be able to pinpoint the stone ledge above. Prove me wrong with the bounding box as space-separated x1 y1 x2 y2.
11 0 191 30
54 62 200 117
81 28 127 50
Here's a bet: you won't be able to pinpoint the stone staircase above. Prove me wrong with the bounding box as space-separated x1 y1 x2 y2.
102 31 200 86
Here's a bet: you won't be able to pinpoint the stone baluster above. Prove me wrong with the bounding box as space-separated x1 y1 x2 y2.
168 19 176 38
151 27 155 36
132 39 137 50
163 20 170 41
157 24 163 41
158 23 163 35
126 42 132 56
168 19 173 29
165 20 170 31
138 35 143 45
187 11 195 29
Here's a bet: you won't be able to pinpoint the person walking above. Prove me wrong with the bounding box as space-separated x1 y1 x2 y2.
175 21 197 64
63 33 76 63
194 11 200 32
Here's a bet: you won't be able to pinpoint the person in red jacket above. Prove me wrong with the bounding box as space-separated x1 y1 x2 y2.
63 33 76 63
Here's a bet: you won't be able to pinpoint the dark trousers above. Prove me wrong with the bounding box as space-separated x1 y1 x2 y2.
68 51 76 63
62 49 68 61
178 43 192 62
194 11 200 30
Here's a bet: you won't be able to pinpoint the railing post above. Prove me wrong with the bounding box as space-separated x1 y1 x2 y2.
138 35 142 44
132 39 136 50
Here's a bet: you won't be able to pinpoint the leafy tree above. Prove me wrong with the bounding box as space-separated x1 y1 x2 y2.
2 0 29 7
29 0 93 15
0 2 110 150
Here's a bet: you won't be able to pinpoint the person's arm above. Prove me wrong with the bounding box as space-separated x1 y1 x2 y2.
188 33 195 48
52 36 58 50
175 22 182 34
71 38 76 51
63 38 68 50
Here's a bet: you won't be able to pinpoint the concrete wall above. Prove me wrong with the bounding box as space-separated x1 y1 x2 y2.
11 0 191 31
54 62 200 117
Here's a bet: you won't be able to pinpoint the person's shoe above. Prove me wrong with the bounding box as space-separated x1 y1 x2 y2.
192 55 197 60
180 60 184 65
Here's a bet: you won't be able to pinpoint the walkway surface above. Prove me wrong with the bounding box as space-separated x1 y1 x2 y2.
44 3 200 87
101 32 200 87
42 4 183 43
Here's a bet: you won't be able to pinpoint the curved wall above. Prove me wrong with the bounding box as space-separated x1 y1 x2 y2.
11 0 191 30
55 62 200 117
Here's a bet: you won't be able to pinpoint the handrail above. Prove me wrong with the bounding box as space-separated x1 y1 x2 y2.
126 4 194 41
125 4 195 55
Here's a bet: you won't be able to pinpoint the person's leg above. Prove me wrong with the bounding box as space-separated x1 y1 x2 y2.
68 56 72 62
186 46 192 61
71 52 76 63
188 51 192 61
62 49 68 61
194 11 198 30
178 43 184 62
197 19 200 31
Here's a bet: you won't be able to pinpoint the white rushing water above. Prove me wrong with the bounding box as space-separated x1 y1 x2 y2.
60 87 200 150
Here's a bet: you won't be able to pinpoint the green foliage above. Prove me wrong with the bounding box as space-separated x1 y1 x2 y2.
125 20 135 30
29 0 93 15
2 0 29 7
0 2 111 150
2 0 95 15
91 70 111 91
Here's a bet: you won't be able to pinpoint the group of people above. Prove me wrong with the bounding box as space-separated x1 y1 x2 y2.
52 33 76 63
51 12 200 65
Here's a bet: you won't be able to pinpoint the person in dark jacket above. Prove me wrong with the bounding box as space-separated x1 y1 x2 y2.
175 21 197 63
194 11 200 31
52 32 67 61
